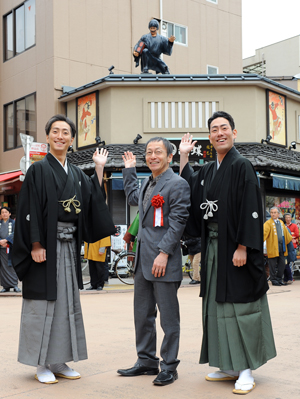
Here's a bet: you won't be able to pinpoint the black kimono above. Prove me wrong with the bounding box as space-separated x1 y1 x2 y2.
182 146 268 303
182 146 276 371
134 33 173 74
12 153 116 300
13 153 116 367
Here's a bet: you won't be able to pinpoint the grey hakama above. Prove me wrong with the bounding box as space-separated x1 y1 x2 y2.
0 221 18 289
200 223 276 371
18 223 87 366
0 248 18 289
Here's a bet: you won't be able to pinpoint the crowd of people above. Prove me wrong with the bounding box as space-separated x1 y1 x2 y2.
1 110 298 395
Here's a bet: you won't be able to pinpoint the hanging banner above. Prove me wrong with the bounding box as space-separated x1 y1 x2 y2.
29 142 48 163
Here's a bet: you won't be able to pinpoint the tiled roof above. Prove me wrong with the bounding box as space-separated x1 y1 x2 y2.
67 143 300 175
59 73 300 100
67 144 147 170
235 143 300 173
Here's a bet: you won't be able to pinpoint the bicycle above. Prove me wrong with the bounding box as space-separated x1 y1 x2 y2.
182 257 201 280
82 248 135 286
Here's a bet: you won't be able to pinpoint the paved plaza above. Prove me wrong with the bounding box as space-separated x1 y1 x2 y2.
0 277 299 399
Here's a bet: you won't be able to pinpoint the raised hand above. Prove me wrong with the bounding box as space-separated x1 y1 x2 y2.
179 133 197 155
122 151 136 168
93 147 109 167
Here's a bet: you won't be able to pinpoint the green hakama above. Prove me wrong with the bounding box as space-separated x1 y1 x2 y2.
200 223 276 371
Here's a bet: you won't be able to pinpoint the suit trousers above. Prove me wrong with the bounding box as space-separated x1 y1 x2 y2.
268 255 285 283
134 264 181 371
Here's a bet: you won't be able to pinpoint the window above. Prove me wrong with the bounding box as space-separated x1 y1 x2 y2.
4 93 36 151
4 13 13 60
207 0 218 4
207 65 219 74
3 0 35 61
161 21 187 46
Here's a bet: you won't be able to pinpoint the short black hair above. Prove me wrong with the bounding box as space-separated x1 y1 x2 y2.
146 137 173 156
208 111 235 131
1 206 11 213
45 114 76 138
148 19 159 30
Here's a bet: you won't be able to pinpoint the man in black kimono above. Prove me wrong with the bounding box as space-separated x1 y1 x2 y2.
179 111 276 395
133 19 175 74
12 114 115 384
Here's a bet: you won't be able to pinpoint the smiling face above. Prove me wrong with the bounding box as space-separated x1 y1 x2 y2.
46 121 74 158
145 141 173 178
285 214 292 224
150 27 157 36
209 117 237 162
1 208 11 221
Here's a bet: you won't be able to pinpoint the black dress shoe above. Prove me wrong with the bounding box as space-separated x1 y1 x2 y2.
271 281 281 286
96 286 103 291
117 364 159 376
0 288 10 293
279 281 287 286
13 287 21 292
86 286 96 290
189 280 200 285
153 370 178 386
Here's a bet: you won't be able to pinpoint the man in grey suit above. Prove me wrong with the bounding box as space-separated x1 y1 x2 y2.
117 137 190 386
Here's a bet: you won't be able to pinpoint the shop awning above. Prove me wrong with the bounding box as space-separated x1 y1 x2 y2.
271 173 300 191
111 172 151 190
0 171 23 182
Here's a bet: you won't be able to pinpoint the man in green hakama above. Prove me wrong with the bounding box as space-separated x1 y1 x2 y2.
179 111 276 395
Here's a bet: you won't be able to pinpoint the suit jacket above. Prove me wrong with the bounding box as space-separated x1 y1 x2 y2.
264 218 292 258
122 167 190 282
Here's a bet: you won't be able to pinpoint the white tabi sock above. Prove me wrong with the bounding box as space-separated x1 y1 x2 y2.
36 365 57 383
207 369 239 378
235 368 255 390
49 363 80 378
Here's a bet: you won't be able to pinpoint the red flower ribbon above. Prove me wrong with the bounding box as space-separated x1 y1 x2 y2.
151 194 164 227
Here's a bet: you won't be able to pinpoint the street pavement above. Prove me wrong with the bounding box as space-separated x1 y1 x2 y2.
0 277 299 399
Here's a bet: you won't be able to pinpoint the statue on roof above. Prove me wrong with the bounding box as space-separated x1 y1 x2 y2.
133 19 175 74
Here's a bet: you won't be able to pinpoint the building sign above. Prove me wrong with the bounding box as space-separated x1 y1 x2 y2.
169 138 216 164
77 92 98 149
29 142 48 163
267 90 287 147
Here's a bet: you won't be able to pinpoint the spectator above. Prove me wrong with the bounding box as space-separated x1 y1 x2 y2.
0 207 20 293
84 236 111 291
264 207 292 286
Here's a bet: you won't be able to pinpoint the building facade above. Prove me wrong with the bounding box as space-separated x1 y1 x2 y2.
243 35 300 79
0 0 243 210
59 73 300 246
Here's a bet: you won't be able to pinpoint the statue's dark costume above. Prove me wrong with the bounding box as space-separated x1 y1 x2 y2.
134 33 173 74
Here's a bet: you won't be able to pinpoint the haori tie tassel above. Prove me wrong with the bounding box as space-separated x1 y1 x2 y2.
59 195 81 214
200 199 218 220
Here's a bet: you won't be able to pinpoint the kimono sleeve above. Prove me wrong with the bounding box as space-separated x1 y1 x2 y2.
161 36 173 56
12 165 45 280
80 171 116 244
234 162 263 252
181 163 203 238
